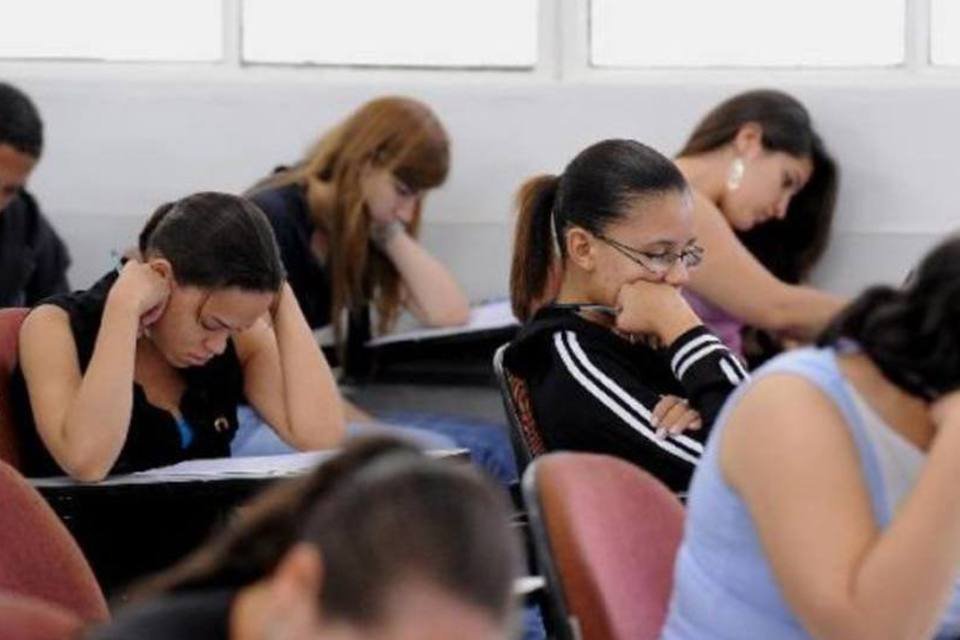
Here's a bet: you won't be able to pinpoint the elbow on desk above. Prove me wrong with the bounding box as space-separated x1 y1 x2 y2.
420 302 470 328
290 415 347 452
60 457 112 483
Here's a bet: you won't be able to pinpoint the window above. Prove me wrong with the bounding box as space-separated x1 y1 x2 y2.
0 0 222 61
242 0 538 68
932 0 960 65
590 0 905 68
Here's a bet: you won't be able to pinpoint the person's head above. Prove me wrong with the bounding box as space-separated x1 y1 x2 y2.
818 235 960 401
678 89 838 282
510 139 694 321
0 82 43 212
135 437 521 640
253 96 449 335
136 192 285 368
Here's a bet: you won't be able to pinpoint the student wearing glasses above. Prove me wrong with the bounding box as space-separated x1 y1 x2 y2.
505 139 745 492
675 89 845 362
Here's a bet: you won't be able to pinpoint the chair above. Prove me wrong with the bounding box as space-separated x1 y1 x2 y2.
0 459 109 624
0 307 29 467
493 344 547 476
523 452 684 640
0 592 84 640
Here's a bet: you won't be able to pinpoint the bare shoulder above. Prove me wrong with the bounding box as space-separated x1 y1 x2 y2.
720 372 854 488
689 188 735 238
19 304 72 347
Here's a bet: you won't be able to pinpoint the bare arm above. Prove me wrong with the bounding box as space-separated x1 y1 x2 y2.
238 283 345 450
723 375 960 639
686 191 845 340
18 263 168 481
375 226 470 327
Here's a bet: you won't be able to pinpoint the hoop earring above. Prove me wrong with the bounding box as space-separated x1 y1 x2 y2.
726 157 745 192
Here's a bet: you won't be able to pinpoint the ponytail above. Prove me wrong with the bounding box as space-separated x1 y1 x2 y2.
510 175 560 322
819 281 960 400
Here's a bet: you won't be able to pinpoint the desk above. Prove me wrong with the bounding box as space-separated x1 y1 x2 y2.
32 449 469 598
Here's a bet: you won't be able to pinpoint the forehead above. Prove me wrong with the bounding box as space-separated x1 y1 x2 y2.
0 143 37 186
772 151 814 181
184 286 273 326
608 190 695 245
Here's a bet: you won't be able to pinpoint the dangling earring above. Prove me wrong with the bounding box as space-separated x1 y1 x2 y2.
726 157 745 192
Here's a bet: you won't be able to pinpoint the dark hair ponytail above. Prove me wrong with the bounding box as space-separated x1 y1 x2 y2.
509 139 688 321
818 235 960 400
510 175 560 321
138 192 284 293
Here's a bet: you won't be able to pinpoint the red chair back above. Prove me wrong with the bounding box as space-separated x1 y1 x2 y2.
0 459 108 623
0 592 83 640
524 452 684 640
0 307 29 467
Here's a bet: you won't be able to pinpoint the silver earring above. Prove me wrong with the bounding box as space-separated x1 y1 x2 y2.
726 157 745 192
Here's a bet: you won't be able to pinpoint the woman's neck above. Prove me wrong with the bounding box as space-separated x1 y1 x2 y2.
675 152 728 205
555 277 615 328
837 351 935 451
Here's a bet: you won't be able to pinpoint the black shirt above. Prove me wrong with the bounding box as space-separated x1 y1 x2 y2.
250 183 372 374
504 306 747 492
86 590 233 640
0 190 70 307
10 270 246 477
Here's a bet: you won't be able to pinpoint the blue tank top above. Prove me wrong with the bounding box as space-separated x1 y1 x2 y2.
662 346 960 639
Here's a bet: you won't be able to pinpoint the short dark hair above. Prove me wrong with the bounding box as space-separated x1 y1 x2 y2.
0 82 43 158
138 192 285 293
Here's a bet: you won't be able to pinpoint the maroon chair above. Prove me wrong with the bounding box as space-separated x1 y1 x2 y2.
0 307 29 467
0 459 108 624
523 452 684 640
0 592 84 640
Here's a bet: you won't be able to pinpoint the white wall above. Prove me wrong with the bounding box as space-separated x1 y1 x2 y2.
2 67 958 301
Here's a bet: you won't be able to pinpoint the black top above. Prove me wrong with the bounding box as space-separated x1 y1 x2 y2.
0 189 70 307
10 270 246 477
504 306 747 492
250 182 372 375
86 590 233 640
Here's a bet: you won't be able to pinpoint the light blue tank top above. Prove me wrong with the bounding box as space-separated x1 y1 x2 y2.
662 346 960 639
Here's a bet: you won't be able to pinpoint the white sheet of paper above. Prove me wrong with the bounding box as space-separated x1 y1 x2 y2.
367 298 518 347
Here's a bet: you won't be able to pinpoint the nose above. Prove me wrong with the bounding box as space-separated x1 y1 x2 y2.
395 196 418 224
774 194 791 220
203 331 229 357
664 259 690 287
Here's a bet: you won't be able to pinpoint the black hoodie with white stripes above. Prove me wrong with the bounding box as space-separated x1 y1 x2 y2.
504 305 747 492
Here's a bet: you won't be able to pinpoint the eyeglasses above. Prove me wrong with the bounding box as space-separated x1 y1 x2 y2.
595 233 704 275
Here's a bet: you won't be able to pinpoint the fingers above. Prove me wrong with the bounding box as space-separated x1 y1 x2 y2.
652 395 702 439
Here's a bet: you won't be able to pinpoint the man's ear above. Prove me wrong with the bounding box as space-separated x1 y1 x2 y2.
565 227 597 272
732 122 764 160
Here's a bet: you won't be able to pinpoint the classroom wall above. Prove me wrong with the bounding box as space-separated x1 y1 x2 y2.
3 72 958 304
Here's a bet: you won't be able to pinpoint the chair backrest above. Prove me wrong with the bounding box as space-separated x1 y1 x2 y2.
0 459 108 624
0 592 84 640
493 344 547 475
0 307 29 467
524 452 684 640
